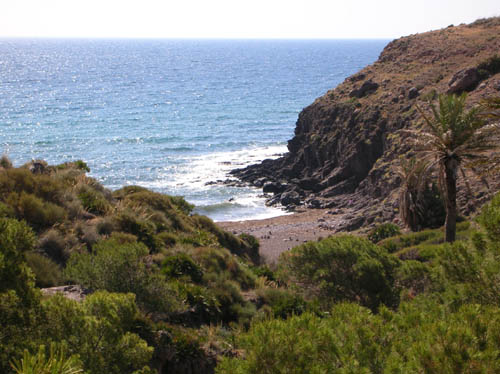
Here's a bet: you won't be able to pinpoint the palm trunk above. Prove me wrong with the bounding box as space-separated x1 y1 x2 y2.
444 158 458 242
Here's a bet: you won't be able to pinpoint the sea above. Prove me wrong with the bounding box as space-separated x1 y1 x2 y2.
0 39 388 221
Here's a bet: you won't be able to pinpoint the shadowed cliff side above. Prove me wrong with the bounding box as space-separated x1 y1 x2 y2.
231 17 500 231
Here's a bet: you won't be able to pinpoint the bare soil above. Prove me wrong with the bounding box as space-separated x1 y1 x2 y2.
218 208 352 264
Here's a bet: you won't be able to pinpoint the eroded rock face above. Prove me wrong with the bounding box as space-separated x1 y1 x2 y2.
231 18 500 229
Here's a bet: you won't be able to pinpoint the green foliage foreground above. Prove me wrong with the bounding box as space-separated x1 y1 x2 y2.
3 158 500 374
218 192 500 374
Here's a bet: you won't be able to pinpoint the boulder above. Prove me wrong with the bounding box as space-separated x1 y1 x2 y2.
280 191 301 206
447 67 480 93
408 87 419 99
263 181 285 194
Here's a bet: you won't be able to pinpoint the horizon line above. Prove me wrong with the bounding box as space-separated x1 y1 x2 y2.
0 35 394 41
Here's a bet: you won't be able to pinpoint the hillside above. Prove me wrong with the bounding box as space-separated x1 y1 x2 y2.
232 17 500 231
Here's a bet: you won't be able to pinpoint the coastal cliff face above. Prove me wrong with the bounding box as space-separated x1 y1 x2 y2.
232 17 500 229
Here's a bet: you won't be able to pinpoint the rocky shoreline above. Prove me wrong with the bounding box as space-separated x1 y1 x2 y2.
226 18 500 232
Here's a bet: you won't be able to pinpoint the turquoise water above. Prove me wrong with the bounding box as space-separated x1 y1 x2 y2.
0 39 387 221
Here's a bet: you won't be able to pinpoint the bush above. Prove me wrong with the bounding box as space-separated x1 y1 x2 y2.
479 191 500 242
113 212 162 253
193 247 256 290
38 229 67 263
162 253 204 283
193 215 260 264
279 235 401 311
41 292 153 374
77 186 110 215
0 154 13 169
477 54 500 80
25 252 64 288
64 237 184 315
0 218 40 373
368 223 401 243
217 303 387 374
10 343 83 374
6 192 66 230
256 287 307 319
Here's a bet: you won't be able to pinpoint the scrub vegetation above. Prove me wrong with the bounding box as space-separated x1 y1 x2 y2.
3 156 500 373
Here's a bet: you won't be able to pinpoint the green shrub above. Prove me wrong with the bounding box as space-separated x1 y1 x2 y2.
279 235 401 311
6 192 66 230
0 201 14 218
113 188 193 232
368 223 401 243
156 231 177 247
256 288 307 319
95 217 115 236
10 343 83 374
38 229 67 263
250 265 276 282
178 283 221 324
64 237 184 315
217 303 387 374
77 186 110 215
395 260 433 296
162 253 204 283
113 212 162 253
477 54 500 79
0 218 41 373
379 229 442 253
41 292 153 374
193 215 260 264
0 154 13 169
170 195 194 215
25 252 64 288
75 223 100 249
193 247 256 290
479 191 500 242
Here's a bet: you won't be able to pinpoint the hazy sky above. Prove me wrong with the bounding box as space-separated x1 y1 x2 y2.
1 0 498 39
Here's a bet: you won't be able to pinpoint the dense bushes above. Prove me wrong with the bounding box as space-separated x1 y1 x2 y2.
279 235 401 311
218 300 500 374
65 236 184 315
367 222 401 243
219 191 500 373
4 157 500 374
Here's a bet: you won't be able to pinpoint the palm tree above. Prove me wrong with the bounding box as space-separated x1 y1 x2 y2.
409 93 500 242
396 157 428 231
396 156 445 231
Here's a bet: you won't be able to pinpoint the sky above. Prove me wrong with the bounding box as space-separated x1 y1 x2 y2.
0 0 498 39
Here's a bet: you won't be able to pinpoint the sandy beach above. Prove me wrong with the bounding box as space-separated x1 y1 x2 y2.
218 208 357 264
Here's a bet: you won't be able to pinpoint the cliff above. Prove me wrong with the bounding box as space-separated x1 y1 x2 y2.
232 17 500 230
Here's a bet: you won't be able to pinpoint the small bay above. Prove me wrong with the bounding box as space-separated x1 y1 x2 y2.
0 38 387 221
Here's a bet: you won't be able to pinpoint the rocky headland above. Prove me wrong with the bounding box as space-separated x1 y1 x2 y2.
230 17 500 233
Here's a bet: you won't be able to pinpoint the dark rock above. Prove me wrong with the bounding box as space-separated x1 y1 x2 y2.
305 198 322 208
447 67 480 93
280 191 301 206
349 80 379 98
263 181 285 194
340 216 365 232
265 195 281 206
298 177 321 192
408 87 419 99
253 177 268 187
